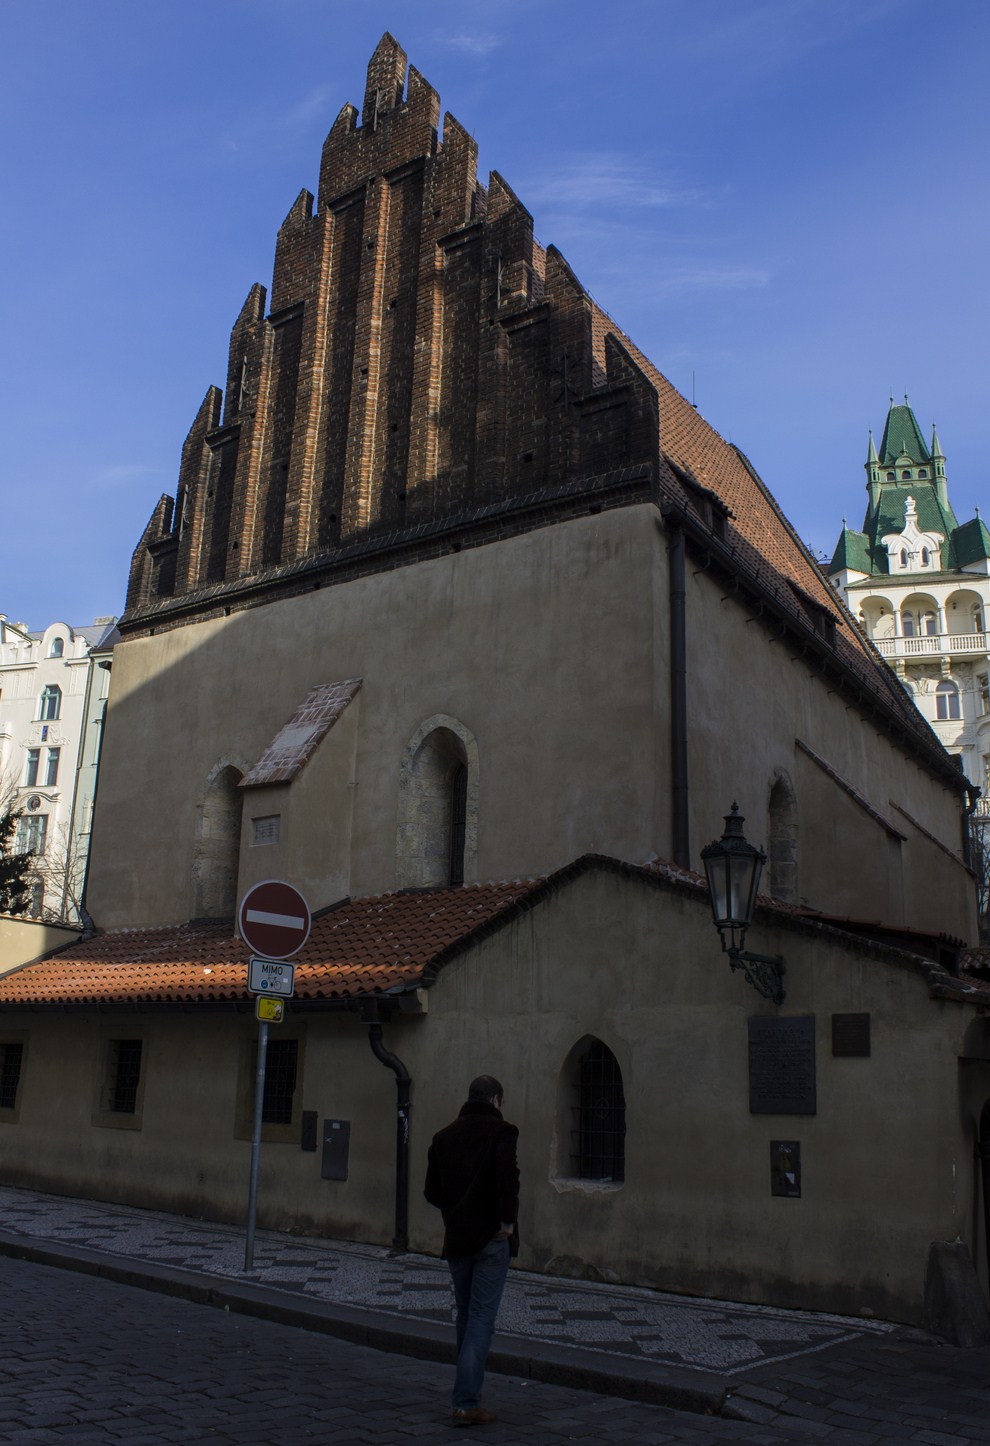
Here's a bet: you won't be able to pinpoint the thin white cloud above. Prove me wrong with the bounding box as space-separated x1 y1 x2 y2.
526 154 712 212
439 31 502 57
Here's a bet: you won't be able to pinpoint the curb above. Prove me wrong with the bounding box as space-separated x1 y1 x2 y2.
0 1231 726 1416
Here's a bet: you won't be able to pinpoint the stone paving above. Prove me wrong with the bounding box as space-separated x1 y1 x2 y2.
0 1186 886 1381
1 1185 990 1441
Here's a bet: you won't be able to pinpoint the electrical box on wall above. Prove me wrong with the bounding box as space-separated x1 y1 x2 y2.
321 1119 351 1180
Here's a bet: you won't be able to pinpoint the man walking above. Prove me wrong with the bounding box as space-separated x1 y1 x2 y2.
424 1075 519 1427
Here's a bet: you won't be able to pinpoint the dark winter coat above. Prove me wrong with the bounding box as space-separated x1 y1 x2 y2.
424 1100 520 1259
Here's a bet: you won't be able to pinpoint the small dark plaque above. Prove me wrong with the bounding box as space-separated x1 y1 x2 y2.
321 1118 350 1181
748 1016 816 1115
771 1140 801 1197
832 1012 871 1057
300 1109 318 1152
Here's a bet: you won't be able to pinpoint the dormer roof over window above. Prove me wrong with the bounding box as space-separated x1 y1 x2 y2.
881 496 943 574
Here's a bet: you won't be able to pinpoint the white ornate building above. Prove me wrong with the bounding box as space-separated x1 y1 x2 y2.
829 400 990 795
0 615 117 920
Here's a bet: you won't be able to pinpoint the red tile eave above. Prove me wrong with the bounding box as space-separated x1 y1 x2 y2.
0 878 543 1008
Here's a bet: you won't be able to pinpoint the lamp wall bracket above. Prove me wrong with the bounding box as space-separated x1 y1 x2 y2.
728 948 786 1006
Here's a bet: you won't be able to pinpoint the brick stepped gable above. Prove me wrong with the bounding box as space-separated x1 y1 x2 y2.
125 33 660 617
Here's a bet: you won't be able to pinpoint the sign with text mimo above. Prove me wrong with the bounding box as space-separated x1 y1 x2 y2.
249 957 295 998
238 879 311 960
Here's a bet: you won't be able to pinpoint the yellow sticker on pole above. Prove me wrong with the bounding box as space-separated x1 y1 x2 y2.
256 996 285 1024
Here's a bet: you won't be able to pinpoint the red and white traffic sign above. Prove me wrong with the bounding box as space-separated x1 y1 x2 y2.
238 879 311 960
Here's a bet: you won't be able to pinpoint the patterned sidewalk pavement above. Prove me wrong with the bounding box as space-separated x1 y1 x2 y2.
0 1184 897 1406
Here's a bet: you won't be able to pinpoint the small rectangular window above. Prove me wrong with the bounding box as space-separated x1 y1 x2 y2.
252 815 281 846
45 748 60 787
107 1039 143 1114
25 749 40 787
0 1042 24 1110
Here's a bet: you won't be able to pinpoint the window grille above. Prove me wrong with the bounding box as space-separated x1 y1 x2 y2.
0 1043 23 1109
571 1040 626 1182
262 1039 298 1125
108 1039 143 1114
449 764 467 886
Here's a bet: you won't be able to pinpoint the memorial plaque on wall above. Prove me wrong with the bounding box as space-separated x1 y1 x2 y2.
748 1016 817 1115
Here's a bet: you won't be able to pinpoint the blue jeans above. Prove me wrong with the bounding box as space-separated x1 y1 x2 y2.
447 1237 510 1410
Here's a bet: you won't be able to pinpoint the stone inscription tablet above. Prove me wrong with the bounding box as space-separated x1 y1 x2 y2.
748 1016 817 1115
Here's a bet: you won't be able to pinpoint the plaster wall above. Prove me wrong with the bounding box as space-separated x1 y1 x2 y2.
684 562 975 938
88 504 974 938
89 508 665 929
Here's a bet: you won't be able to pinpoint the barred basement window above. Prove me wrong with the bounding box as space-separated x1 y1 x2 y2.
0 1043 24 1110
263 1038 298 1125
252 814 281 846
108 1040 143 1114
571 1039 626 1183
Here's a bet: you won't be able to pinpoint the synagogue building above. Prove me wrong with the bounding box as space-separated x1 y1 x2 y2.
1 38 988 1332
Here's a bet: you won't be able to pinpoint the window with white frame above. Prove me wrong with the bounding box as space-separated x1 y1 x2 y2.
16 815 48 855
39 685 61 721
44 748 60 787
24 749 40 787
936 680 961 721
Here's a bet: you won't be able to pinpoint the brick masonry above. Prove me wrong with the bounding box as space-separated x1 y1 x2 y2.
126 34 659 621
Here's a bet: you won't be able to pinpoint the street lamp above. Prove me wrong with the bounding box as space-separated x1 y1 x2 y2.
701 804 786 1005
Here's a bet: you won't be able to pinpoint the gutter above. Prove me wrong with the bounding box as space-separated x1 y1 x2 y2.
363 1003 412 1252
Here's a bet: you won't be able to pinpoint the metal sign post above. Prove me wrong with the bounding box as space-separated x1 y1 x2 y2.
244 1018 269 1271
238 881 310 1274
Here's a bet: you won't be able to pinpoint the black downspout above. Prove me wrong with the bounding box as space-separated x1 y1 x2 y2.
367 1017 411 1251
667 514 691 869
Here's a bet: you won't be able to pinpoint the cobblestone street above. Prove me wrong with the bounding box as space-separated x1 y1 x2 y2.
4 1254 990 1445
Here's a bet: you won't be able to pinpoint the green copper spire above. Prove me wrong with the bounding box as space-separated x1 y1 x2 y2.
878 399 931 466
866 429 878 464
931 422 944 460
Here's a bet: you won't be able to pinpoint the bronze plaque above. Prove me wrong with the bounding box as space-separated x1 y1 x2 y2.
748 1016 816 1115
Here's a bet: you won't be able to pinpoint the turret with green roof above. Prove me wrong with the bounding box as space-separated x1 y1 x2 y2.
829 398 989 580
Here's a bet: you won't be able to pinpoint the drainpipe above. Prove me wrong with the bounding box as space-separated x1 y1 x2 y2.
665 511 691 869
366 1012 412 1251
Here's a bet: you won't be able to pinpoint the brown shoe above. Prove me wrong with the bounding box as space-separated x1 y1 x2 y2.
451 1407 497 1426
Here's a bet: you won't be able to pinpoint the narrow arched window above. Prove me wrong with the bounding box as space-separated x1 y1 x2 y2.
902 609 915 637
936 681 961 721
571 1039 626 1183
900 550 908 569
449 763 467 886
39 685 61 721
921 611 937 636
49 638 64 658
768 776 798 904
920 548 929 567
191 764 243 918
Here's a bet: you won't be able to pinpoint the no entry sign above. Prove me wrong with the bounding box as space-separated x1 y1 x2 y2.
238 879 311 960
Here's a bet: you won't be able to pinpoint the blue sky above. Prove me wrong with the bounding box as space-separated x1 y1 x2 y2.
2 0 987 628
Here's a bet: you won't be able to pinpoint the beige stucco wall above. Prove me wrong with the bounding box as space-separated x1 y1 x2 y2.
0 915 81 973
3 867 986 1322
87 505 975 941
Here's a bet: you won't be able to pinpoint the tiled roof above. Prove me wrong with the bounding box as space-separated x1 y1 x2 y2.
241 679 361 788
879 403 931 466
0 879 542 1008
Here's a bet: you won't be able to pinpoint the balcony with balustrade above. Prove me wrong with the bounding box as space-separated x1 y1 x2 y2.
873 631 988 661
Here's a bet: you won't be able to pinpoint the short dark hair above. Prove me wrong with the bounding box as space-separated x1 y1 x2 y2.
468 1075 504 1103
